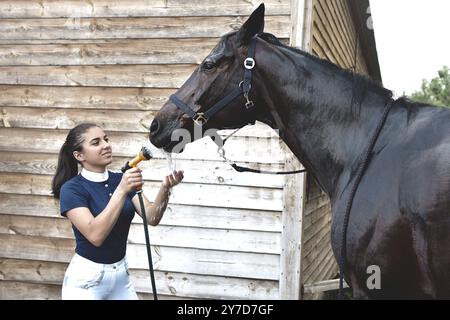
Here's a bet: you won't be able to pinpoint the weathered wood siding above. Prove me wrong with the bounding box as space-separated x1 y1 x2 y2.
301 0 372 299
311 0 368 72
0 0 294 300
0 0 378 300
301 177 336 299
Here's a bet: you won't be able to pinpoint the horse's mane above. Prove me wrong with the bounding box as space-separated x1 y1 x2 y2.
259 32 393 102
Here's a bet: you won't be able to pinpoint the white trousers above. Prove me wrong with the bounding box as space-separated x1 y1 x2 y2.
62 253 138 300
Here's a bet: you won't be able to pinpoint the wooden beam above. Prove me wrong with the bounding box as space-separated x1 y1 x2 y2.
0 234 281 280
0 16 290 41
0 151 285 188
0 128 286 164
0 107 280 138
279 146 306 299
0 172 284 211
0 193 282 232
0 39 218 66
0 64 197 88
0 214 281 254
290 0 313 51
279 0 311 299
0 258 279 299
0 1 291 19
303 279 349 294
0 85 171 111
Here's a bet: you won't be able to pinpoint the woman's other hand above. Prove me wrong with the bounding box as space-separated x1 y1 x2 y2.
163 170 184 189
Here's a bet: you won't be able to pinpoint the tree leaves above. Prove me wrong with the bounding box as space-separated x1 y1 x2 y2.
410 66 450 107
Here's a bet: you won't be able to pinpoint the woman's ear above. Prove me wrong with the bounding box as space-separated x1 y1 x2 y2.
73 151 84 163
236 3 265 46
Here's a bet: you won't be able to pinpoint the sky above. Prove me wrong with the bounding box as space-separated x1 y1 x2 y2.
369 0 450 97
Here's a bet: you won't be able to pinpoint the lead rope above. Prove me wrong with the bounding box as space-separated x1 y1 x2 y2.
338 98 394 299
215 128 306 175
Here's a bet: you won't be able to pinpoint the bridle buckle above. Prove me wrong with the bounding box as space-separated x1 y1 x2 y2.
244 58 255 70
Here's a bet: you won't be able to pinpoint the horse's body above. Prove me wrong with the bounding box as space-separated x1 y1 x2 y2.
150 4 450 299
331 103 450 299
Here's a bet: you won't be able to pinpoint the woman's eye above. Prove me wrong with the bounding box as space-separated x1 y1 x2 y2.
202 61 215 71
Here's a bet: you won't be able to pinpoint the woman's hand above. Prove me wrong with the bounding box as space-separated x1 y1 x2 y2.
163 170 184 190
118 167 144 193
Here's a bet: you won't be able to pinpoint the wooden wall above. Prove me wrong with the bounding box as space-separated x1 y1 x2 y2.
300 0 373 299
0 0 378 300
301 177 337 299
311 0 368 73
0 0 294 300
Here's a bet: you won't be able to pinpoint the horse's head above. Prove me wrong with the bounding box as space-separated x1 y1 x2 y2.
150 4 267 152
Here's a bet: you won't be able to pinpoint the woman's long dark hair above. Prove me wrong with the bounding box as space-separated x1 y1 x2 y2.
52 123 98 198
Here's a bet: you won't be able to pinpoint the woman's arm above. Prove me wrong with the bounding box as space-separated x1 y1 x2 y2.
66 168 143 247
133 170 184 226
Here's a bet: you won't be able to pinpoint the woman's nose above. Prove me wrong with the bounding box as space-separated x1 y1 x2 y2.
102 139 111 147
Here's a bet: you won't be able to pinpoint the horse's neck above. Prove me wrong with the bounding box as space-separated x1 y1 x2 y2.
256 43 389 197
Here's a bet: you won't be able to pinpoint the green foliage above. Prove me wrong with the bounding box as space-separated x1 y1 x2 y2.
410 66 450 107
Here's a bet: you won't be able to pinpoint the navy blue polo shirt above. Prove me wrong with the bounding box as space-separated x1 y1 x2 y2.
60 171 136 264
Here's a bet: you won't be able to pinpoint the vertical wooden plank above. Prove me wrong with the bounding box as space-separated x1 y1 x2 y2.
279 0 312 300
290 0 305 48
290 0 313 51
279 148 306 299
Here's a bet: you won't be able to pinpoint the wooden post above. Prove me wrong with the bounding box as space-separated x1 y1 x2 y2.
303 279 349 294
290 0 313 51
278 0 314 300
279 149 306 299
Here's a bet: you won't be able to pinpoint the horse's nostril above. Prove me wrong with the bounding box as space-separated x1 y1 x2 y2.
150 119 160 135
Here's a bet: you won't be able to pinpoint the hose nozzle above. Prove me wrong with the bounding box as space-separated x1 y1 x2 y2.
121 146 153 172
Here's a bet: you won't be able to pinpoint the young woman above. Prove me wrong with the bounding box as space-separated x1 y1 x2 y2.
52 123 184 300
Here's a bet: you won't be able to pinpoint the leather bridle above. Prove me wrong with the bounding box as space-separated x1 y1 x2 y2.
169 36 258 127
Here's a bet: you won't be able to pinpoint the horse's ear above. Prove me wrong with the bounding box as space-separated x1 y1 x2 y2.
236 3 265 46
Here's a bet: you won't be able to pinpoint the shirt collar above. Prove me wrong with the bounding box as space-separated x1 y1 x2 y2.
81 168 109 182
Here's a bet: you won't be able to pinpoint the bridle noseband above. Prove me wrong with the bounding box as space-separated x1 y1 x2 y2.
169 36 258 126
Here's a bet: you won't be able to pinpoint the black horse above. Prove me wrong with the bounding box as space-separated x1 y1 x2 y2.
149 4 450 299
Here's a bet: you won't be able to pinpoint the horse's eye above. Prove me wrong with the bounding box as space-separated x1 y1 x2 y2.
202 61 216 71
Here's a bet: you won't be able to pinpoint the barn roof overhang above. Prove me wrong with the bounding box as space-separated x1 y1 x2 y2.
348 0 383 84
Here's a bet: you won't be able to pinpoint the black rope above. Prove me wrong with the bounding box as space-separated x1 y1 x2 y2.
231 163 306 175
338 99 394 299
136 190 158 300
220 131 307 176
